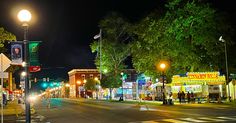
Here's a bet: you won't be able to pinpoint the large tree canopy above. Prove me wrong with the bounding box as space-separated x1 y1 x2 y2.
131 0 234 81
90 12 132 89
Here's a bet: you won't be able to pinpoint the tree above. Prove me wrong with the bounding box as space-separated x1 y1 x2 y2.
0 27 17 90
84 78 98 92
0 27 16 52
90 12 132 99
131 0 234 81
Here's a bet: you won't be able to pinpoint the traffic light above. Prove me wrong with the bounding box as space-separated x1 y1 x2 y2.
41 82 48 88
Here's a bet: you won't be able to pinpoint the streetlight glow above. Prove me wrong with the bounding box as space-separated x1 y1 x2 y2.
21 71 27 77
77 81 81 85
22 62 26 67
65 83 70 87
18 9 32 22
160 63 166 70
94 77 98 81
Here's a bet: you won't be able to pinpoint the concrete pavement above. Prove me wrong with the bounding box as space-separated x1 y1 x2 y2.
2 99 24 116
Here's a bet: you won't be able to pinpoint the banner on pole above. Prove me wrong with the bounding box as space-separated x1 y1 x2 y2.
29 41 40 66
11 43 23 65
29 41 41 72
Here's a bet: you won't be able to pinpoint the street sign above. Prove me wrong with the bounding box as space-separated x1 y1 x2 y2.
0 53 11 72
0 72 8 78
29 66 41 72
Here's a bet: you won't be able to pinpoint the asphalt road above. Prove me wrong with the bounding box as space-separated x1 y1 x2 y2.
28 98 236 123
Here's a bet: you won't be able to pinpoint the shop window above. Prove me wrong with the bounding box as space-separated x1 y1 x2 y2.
81 74 85 80
90 74 93 79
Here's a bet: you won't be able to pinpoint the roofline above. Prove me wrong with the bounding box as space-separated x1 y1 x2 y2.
68 69 99 75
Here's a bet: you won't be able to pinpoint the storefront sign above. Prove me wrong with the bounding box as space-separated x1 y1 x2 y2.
187 72 219 80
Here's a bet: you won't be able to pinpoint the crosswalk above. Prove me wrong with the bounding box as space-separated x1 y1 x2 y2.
129 116 236 123
16 114 46 123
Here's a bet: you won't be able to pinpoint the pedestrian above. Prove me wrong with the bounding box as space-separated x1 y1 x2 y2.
190 92 194 103
187 92 190 103
168 92 173 105
178 91 181 104
3 93 7 106
181 91 185 103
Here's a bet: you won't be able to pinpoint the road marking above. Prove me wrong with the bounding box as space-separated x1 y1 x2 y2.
162 118 189 123
140 105 157 111
179 118 205 122
130 116 236 123
217 116 236 120
198 117 226 122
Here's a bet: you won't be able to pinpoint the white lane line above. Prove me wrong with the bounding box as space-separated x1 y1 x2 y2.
179 117 206 122
217 116 236 120
140 105 157 111
198 117 226 122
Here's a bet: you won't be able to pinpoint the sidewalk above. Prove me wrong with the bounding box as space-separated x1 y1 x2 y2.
2 99 24 116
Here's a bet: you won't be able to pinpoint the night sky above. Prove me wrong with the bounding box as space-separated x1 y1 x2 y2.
0 0 236 82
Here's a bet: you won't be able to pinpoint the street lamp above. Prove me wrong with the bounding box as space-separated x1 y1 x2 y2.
18 9 31 123
94 29 102 100
94 77 99 100
120 72 124 101
93 29 102 78
77 81 81 98
219 36 230 100
160 63 166 104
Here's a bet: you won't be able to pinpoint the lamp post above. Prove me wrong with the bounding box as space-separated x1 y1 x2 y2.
219 36 230 100
94 29 102 100
94 77 99 100
160 63 166 104
120 72 124 101
77 81 81 98
18 9 31 123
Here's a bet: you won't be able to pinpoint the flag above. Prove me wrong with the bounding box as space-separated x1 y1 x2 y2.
11 42 23 65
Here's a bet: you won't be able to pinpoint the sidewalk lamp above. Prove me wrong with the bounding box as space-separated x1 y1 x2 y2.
18 9 31 123
160 63 166 104
77 81 81 98
219 36 230 100
94 77 99 100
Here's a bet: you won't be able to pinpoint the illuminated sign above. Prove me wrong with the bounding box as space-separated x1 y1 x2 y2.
187 72 219 80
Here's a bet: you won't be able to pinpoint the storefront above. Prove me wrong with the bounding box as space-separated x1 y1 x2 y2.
171 72 226 101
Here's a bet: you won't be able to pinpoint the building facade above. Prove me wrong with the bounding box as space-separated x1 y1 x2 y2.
68 69 100 98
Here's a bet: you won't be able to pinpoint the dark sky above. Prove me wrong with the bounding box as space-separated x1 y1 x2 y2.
0 0 236 81
0 0 162 69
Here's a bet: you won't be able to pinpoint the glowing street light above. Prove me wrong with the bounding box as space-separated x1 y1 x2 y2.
18 9 32 123
77 81 81 85
18 10 32 22
94 77 99 99
160 62 167 104
21 71 27 77
65 83 70 87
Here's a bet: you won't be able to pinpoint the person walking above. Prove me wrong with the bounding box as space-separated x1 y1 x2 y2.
187 92 191 103
178 91 181 104
190 92 195 103
181 91 185 103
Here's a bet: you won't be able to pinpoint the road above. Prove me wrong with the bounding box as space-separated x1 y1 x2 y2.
26 98 236 123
